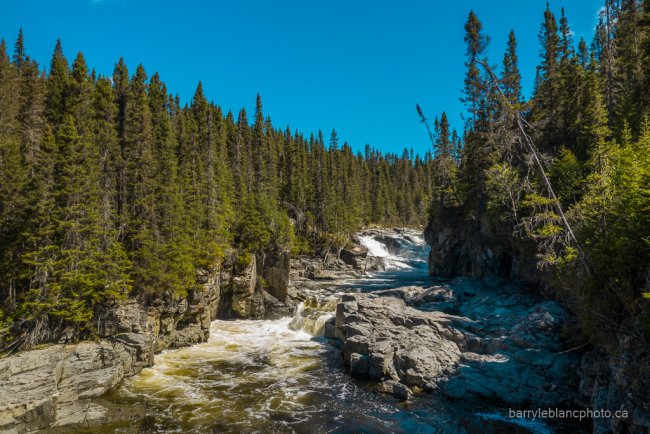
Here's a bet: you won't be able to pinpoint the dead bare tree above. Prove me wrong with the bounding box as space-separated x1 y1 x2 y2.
416 104 436 150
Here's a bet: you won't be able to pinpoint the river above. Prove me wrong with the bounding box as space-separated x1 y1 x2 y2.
89 230 566 434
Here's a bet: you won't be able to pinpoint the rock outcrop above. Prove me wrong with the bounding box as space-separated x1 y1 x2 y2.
327 293 463 392
96 271 220 352
579 341 650 433
327 279 580 409
217 249 295 320
424 208 514 280
339 244 369 269
426 208 650 432
258 249 290 301
0 335 152 432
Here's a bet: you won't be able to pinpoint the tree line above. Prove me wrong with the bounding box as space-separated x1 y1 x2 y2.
0 33 437 347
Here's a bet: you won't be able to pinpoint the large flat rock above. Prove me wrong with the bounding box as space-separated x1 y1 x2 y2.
328 278 580 407
0 334 152 433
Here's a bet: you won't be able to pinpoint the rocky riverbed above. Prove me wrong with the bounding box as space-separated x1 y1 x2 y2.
0 228 620 433
327 280 580 408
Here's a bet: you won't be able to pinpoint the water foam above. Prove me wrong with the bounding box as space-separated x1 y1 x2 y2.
357 231 426 271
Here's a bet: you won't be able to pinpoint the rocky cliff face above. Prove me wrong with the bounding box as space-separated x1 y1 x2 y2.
578 340 650 433
0 248 293 432
424 207 514 280
0 335 154 432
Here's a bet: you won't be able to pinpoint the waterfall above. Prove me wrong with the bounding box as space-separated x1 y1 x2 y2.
288 295 339 335
287 229 427 336
357 230 426 271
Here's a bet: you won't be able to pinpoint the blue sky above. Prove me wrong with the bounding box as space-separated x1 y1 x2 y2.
1 0 603 156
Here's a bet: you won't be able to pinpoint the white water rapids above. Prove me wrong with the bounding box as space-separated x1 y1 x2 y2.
101 229 432 433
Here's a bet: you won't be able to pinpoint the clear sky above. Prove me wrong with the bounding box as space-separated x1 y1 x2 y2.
1 0 603 156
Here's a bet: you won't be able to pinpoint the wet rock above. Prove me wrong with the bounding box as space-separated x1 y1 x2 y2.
374 235 401 255
330 278 581 408
374 286 423 302
263 291 294 319
377 380 412 401
364 256 386 272
349 353 370 377
412 285 454 304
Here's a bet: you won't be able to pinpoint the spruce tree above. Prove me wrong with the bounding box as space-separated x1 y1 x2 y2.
502 30 522 104
122 65 159 293
533 4 561 150
613 0 643 136
45 39 69 127
0 39 24 307
461 11 490 130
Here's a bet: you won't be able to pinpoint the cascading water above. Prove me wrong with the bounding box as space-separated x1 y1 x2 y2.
287 230 428 337
288 295 339 336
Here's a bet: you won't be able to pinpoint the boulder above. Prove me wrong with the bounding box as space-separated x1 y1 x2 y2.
329 279 581 408
332 293 463 397
339 244 368 269
377 380 413 401
364 256 386 272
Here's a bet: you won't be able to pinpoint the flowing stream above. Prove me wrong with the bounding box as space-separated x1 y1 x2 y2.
92 230 558 434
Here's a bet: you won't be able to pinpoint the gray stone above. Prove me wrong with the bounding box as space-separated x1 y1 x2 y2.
258 250 290 301
339 244 368 269
378 380 412 401
331 293 463 399
329 277 581 408
349 353 370 378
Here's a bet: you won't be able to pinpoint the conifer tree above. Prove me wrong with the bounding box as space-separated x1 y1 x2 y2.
0 39 23 306
45 39 69 127
533 4 561 150
461 11 490 131
0 31 446 346
613 0 643 136
12 29 25 71
148 73 195 293
122 65 160 293
502 30 522 104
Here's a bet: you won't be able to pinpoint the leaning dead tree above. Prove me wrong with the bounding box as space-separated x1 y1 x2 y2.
416 103 436 150
475 58 592 276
